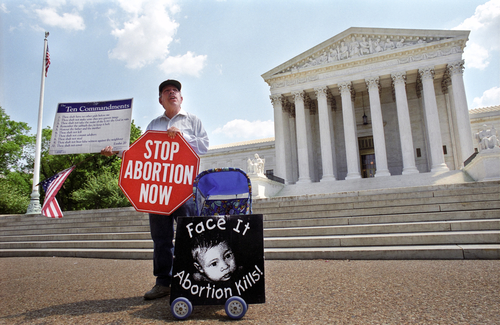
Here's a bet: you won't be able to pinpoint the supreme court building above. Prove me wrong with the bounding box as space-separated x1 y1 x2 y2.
262 27 474 184
201 27 500 191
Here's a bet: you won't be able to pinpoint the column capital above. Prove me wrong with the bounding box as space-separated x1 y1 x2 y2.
365 76 381 92
292 90 305 103
338 81 352 94
391 71 407 86
270 94 285 106
447 60 465 77
419 66 435 80
314 86 328 99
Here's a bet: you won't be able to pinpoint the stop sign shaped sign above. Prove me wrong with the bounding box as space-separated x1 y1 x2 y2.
119 130 200 215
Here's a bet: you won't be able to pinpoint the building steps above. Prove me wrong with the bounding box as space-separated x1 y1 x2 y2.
0 181 499 260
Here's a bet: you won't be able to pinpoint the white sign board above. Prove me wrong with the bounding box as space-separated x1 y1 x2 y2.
49 99 133 155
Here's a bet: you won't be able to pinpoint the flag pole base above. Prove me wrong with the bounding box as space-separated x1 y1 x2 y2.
26 191 42 215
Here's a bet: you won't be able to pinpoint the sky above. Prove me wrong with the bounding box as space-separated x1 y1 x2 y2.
1 0 499 147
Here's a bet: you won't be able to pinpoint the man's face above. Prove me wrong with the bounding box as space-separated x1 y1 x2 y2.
159 85 183 107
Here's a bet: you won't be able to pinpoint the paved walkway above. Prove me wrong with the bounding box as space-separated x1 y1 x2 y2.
1 257 499 324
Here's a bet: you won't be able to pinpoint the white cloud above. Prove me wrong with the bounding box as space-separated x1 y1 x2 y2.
453 0 500 70
108 0 205 76
109 1 179 69
1 3 9 13
45 0 67 8
462 42 490 69
472 86 500 108
213 119 274 139
34 7 85 30
159 51 207 77
116 0 180 15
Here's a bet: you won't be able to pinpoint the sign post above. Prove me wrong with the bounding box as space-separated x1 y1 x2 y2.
119 130 200 215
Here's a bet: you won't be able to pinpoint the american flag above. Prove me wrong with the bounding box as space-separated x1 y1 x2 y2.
45 45 50 77
40 166 75 218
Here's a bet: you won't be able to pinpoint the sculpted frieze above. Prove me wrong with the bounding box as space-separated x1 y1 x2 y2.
397 46 462 64
269 74 319 90
274 34 457 76
268 44 461 90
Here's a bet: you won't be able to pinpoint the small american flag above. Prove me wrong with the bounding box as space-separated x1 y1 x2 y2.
40 166 75 218
45 45 50 77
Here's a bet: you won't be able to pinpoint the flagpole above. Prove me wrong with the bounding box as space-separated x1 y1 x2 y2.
26 31 49 215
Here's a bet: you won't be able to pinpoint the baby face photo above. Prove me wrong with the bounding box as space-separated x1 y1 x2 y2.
192 237 237 282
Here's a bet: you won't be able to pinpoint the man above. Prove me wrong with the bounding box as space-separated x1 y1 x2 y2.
101 79 209 299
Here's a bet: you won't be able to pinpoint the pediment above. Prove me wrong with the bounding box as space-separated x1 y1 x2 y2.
262 27 470 81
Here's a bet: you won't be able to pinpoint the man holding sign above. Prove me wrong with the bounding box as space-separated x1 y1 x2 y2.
102 79 209 300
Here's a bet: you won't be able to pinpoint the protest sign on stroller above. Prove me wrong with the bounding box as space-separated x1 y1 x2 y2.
170 168 265 320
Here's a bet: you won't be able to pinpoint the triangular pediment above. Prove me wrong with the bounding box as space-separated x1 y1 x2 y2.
262 27 469 81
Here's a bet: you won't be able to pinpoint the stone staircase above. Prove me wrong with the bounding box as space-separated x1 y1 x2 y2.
0 181 499 260
257 180 500 260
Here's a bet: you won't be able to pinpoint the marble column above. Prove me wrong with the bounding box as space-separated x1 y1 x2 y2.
315 86 336 181
441 74 460 170
285 100 298 184
339 81 361 179
292 90 312 183
365 77 391 177
419 67 449 172
270 94 288 182
327 93 338 176
391 71 419 174
447 60 474 165
286 106 299 184
304 94 317 181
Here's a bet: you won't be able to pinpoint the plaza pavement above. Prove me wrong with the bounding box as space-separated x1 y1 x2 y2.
1 257 499 324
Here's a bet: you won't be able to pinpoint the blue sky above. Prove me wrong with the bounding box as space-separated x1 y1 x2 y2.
1 0 499 147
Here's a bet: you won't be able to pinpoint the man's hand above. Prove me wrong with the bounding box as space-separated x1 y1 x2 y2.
101 145 118 157
166 126 181 139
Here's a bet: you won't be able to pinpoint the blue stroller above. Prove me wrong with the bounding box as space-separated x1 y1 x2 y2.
169 168 265 320
193 167 252 216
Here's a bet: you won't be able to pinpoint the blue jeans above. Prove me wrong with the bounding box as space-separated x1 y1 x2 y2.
149 199 195 287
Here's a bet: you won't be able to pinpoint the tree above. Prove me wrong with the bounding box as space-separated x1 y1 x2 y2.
71 169 131 209
0 107 34 214
0 173 31 214
0 107 32 174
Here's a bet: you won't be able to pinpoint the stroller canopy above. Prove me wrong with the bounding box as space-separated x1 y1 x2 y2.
193 167 252 216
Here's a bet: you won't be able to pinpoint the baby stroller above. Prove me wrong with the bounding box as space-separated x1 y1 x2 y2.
193 167 252 216
169 168 265 320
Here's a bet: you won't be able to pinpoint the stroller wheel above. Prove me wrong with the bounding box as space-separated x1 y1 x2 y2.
171 297 193 320
225 296 247 320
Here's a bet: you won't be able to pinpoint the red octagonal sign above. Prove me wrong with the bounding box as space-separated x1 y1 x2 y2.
119 130 200 215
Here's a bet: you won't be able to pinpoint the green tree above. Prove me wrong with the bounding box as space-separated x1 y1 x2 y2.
0 173 31 214
0 107 32 174
0 107 34 214
71 169 131 209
